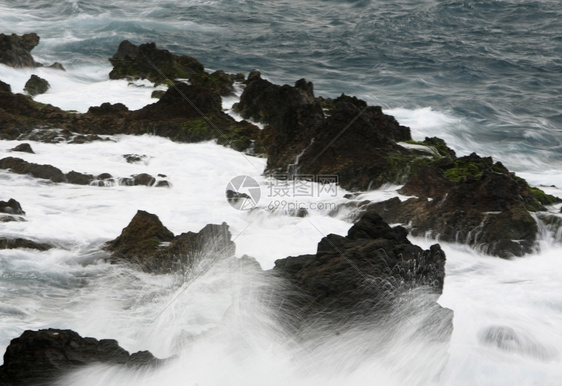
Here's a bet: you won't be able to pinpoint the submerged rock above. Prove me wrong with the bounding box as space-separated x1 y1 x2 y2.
0 329 164 385
479 325 558 361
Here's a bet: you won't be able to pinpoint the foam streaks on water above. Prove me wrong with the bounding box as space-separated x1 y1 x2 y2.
1 0 562 384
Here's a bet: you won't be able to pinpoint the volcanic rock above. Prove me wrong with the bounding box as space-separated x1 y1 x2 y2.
0 237 52 251
105 210 175 264
272 211 452 336
0 329 163 385
109 40 204 83
106 211 235 273
235 74 413 189
65 170 95 185
10 143 34 154
0 199 25 215
132 173 156 186
0 157 65 182
0 58 258 152
364 151 560 257
0 33 40 68
108 40 241 95
0 199 26 222
24 74 50 96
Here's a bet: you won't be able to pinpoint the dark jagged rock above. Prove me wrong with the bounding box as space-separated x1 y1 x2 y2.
235 74 413 189
189 70 244 96
234 72 317 126
0 157 65 182
106 211 235 273
274 211 448 312
0 199 26 222
105 210 175 264
0 199 25 215
293 100 412 189
0 237 52 251
65 170 94 185
108 40 241 96
0 80 12 93
88 102 129 115
0 157 166 188
363 151 560 257
132 173 156 186
151 90 166 99
10 143 34 154
226 189 251 206
24 74 50 96
0 329 164 385
0 67 258 153
0 33 40 68
109 40 204 84
161 222 235 272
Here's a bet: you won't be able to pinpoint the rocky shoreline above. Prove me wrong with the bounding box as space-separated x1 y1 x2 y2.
0 33 560 383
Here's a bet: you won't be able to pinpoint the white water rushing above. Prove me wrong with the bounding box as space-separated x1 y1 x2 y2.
1 64 562 385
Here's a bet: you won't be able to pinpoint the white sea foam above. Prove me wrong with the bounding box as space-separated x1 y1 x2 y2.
1 10 562 384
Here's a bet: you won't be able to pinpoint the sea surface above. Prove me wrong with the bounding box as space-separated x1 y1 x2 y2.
1 0 562 385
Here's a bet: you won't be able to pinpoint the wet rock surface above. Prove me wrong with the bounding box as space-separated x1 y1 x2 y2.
0 198 26 222
9 143 34 153
105 211 235 273
364 152 559 257
109 40 243 96
272 212 450 320
0 78 259 153
0 33 41 68
0 37 559 259
0 329 165 385
0 237 52 251
0 157 169 187
24 74 50 96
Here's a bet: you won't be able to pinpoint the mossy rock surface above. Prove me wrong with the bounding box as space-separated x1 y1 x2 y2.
24 74 50 96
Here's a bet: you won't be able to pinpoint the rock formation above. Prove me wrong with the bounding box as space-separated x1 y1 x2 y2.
272 211 452 336
0 329 164 385
105 210 235 273
0 157 169 187
24 74 50 96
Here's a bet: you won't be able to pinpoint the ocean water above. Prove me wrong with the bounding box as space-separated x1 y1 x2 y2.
1 0 562 384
